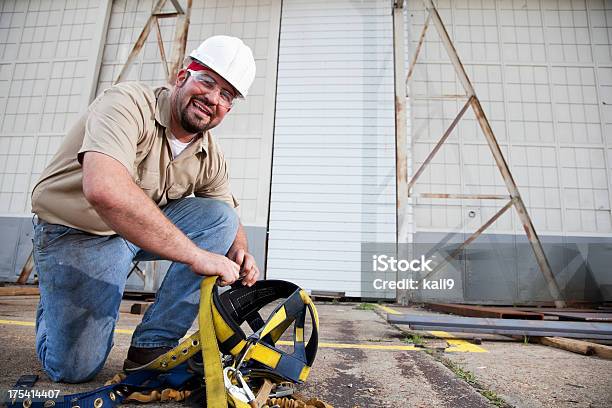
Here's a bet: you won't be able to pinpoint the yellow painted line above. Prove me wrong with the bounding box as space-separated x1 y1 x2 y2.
429 330 488 353
376 304 401 315
277 340 418 351
1 320 486 353
0 319 135 335
115 328 134 334
0 319 417 352
0 319 35 327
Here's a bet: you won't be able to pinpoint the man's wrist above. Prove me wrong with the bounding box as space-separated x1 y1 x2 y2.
182 244 203 267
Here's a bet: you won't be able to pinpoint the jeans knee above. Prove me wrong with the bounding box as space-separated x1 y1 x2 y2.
38 336 110 383
192 198 238 235
43 357 103 383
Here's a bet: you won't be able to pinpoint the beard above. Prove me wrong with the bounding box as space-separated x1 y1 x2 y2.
174 77 215 134
179 103 212 134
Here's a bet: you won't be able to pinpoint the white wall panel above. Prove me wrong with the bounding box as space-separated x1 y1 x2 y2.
407 0 612 236
96 0 281 226
0 0 104 214
267 0 396 296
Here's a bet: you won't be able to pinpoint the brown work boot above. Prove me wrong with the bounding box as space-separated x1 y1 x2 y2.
123 346 172 371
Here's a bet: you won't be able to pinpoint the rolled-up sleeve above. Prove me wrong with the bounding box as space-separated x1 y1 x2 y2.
77 86 147 174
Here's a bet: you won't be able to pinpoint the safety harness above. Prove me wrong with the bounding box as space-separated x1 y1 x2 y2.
8 277 319 408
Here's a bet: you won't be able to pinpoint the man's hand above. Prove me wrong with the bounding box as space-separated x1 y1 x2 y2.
227 248 259 286
189 250 240 286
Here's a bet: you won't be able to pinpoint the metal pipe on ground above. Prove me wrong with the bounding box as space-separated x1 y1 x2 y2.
387 314 612 340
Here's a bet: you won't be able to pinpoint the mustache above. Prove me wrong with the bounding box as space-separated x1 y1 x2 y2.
191 96 214 107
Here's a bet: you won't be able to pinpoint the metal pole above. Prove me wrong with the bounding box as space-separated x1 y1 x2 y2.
393 0 409 304
393 0 409 245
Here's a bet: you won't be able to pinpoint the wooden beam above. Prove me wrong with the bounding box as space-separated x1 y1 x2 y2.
393 1 410 247
406 96 473 194
16 252 34 285
418 193 510 200
114 15 155 84
0 285 39 296
153 17 170 80
420 199 514 282
167 0 192 84
406 13 430 84
539 337 612 360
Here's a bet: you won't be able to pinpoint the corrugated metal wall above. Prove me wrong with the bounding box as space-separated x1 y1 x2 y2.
407 0 612 237
266 0 397 297
0 0 104 214
406 0 612 304
0 0 109 282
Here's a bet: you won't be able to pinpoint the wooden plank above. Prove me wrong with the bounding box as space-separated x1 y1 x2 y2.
130 303 152 315
539 337 612 360
590 342 612 360
539 337 593 355
0 286 39 296
16 252 34 284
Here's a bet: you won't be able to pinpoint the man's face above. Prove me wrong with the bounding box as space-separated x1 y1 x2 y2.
172 68 236 134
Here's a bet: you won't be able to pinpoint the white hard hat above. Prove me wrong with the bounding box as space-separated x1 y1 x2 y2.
188 35 256 98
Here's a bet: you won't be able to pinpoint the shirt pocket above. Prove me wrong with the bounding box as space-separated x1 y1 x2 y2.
135 170 160 190
167 183 194 200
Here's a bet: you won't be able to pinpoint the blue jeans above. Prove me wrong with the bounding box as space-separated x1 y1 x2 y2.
32 197 239 383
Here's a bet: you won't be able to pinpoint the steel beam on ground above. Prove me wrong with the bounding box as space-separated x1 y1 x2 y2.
387 314 612 340
538 312 612 322
425 303 544 320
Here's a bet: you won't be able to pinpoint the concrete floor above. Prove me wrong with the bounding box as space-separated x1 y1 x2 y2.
0 295 610 408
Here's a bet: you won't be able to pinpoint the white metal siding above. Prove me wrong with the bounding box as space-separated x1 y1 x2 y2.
267 0 397 296
96 0 281 227
407 0 612 236
0 0 106 214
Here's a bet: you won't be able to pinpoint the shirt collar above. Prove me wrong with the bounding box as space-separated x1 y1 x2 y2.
155 86 208 155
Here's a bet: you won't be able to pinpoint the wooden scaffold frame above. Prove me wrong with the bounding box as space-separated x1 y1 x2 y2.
392 0 566 307
114 0 192 85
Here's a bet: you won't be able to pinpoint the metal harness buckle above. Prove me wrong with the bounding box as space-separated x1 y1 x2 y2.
223 367 256 407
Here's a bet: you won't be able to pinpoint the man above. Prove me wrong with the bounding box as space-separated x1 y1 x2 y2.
30 35 259 383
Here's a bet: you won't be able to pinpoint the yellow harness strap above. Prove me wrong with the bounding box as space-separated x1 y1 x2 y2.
199 276 227 408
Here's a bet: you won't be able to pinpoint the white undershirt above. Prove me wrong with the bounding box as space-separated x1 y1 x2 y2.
167 133 194 159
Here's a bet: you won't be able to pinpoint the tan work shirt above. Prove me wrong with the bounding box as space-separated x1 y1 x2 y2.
31 82 237 236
